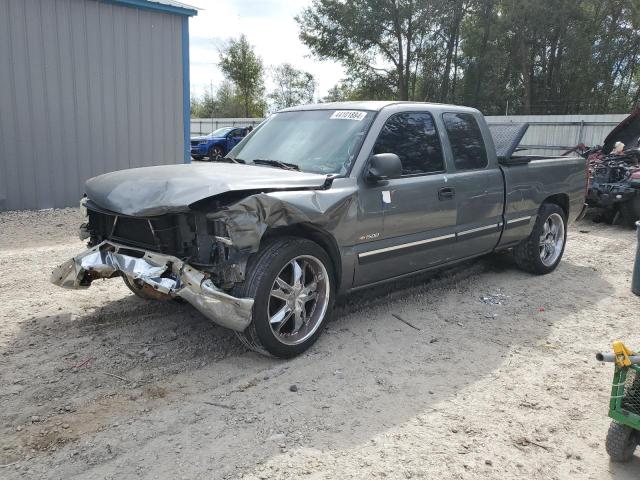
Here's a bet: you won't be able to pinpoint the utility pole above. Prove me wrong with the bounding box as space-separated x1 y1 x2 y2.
210 80 214 132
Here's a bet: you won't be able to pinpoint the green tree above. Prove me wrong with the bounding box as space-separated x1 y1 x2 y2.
190 85 217 117
322 76 396 102
300 0 640 114
459 0 640 114
269 63 317 110
322 82 356 102
297 0 434 101
214 81 244 118
219 34 266 117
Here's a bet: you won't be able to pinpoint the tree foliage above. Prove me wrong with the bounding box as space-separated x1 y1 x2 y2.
300 0 640 114
219 34 266 117
269 63 317 110
190 81 247 118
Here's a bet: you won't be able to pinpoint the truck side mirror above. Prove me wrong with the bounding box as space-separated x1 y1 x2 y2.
366 153 402 183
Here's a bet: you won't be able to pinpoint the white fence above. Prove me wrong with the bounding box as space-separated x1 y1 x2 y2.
191 114 628 155
485 114 626 155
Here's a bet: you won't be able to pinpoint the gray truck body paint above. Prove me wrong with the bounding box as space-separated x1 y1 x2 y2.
52 101 587 333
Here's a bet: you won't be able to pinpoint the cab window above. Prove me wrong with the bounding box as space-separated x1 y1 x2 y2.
442 112 488 170
372 112 445 176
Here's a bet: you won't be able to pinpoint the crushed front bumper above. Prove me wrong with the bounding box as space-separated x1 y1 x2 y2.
50 241 253 332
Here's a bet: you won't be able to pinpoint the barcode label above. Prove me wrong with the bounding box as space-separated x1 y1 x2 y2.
330 110 367 121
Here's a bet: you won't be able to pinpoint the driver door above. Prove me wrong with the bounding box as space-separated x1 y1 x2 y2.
227 128 246 151
354 112 458 286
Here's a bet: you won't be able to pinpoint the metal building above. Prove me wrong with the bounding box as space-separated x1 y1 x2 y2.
0 0 197 211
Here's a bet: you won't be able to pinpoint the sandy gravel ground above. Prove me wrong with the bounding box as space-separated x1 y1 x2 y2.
1 208 639 480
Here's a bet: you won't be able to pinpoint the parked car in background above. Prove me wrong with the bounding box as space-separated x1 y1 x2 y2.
53 102 587 358
190 126 248 161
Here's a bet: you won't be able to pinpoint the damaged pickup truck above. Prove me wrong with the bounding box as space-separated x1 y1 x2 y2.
52 102 587 358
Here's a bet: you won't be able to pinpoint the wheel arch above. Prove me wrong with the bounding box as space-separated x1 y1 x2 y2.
261 224 342 291
541 193 570 218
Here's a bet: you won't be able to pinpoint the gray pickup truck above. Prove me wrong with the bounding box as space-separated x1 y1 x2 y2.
52 102 587 358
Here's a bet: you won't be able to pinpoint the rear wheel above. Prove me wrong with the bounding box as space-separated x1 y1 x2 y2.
514 203 567 274
233 237 334 358
606 421 638 462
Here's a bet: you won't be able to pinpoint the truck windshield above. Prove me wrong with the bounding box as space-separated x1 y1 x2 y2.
229 110 375 175
207 127 234 138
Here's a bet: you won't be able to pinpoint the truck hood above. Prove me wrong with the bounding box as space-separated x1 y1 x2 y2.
85 163 330 216
602 108 640 154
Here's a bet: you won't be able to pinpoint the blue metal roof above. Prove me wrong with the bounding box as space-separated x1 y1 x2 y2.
105 0 198 16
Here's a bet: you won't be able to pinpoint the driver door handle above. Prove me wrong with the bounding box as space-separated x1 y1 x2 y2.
438 187 456 201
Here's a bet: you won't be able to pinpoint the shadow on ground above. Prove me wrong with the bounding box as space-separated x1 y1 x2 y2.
0 250 614 478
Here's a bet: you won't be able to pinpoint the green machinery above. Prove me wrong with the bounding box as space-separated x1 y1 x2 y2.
597 341 640 462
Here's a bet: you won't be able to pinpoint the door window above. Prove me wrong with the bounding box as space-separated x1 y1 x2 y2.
442 113 488 170
373 112 444 176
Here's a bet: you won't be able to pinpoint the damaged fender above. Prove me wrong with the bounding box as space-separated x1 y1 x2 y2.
50 241 254 332
208 190 357 253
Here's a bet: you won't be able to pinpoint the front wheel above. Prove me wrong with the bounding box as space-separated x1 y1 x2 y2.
606 421 638 462
208 145 223 161
233 237 334 358
513 203 567 274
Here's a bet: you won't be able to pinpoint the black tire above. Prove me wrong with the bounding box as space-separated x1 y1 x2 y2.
122 275 171 301
191 155 204 161
606 421 638 462
233 237 335 358
208 145 223 161
618 196 640 227
513 203 567 275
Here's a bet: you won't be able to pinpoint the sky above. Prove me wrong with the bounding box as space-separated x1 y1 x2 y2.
187 0 345 100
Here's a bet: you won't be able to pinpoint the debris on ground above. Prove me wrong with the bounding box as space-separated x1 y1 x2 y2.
391 313 421 330
480 292 508 305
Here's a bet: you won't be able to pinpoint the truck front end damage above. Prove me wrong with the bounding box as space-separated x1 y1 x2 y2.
51 240 254 331
51 181 351 332
50 194 262 332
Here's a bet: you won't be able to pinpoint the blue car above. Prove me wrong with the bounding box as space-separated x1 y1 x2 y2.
190 127 248 161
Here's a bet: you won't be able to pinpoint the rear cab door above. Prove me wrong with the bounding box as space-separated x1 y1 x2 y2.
439 110 505 257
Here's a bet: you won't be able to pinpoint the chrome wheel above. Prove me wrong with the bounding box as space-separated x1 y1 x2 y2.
268 255 330 346
539 213 565 267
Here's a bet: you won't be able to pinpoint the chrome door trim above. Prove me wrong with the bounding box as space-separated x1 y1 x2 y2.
457 223 500 236
358 233 456 259
507 215 532 225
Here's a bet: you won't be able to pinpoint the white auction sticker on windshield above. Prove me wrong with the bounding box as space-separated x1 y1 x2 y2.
330 110 367 121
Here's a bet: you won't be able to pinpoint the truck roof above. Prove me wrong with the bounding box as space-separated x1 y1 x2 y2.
280 101 478 113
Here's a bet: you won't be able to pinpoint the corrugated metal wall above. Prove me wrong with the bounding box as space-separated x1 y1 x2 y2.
485 114 628 155
0 0 185 211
